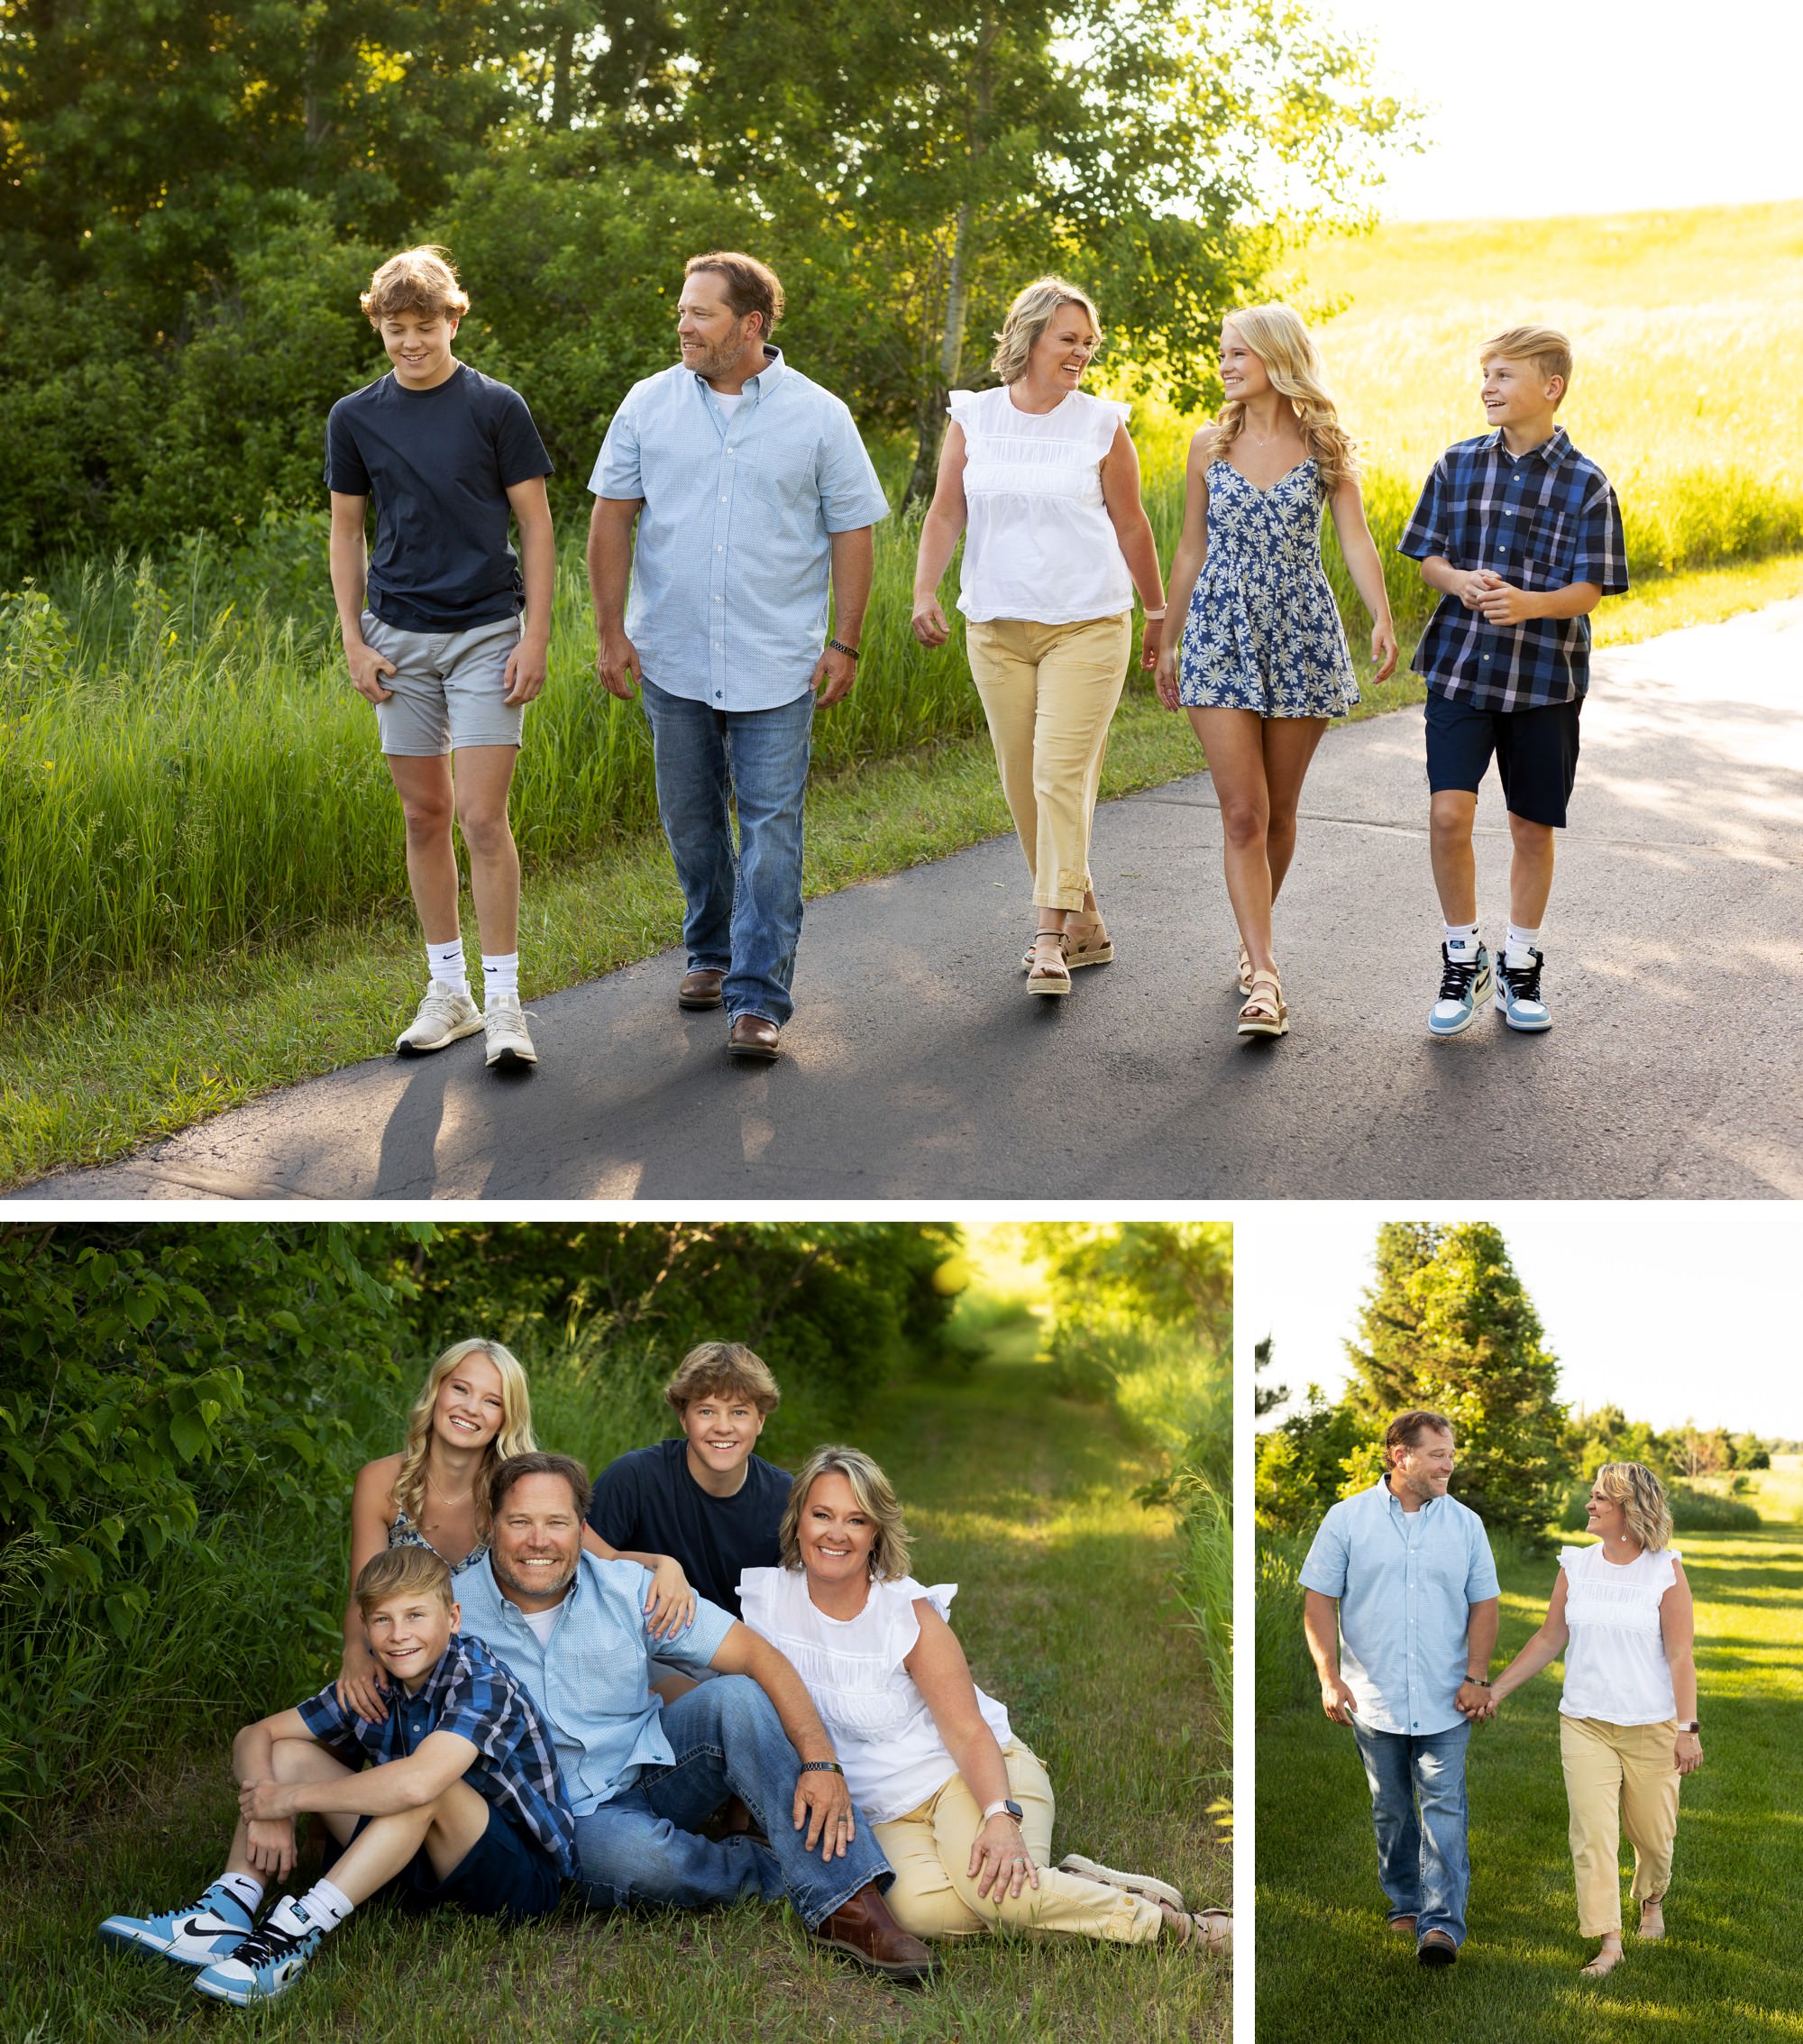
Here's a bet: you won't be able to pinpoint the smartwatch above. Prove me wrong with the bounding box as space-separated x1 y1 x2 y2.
982 1798 1025 1823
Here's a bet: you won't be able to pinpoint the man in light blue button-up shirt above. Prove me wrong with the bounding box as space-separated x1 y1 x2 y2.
1300 1408 1500 1965
587 252 889 1060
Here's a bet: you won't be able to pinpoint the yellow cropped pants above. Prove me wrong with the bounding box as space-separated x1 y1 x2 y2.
871 1738 1163 1944
1560 1714 1681 1937
965 613 1133 912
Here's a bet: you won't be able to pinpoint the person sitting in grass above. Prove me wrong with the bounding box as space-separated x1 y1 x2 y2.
740 1444 1231 1956
328 245 555 1070
337 1337 695 1724
1399 325 1628 1037
98 1545 574 2007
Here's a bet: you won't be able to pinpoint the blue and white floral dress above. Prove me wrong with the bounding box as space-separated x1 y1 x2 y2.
1178 456 1359 718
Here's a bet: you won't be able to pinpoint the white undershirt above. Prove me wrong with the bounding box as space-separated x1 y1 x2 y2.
709 389 746 422
520 1601 562 1646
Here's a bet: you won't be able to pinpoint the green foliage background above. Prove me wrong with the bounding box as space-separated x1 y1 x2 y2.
0 1220 958 1832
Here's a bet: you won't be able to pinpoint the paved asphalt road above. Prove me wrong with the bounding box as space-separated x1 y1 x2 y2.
18 600 1803 1202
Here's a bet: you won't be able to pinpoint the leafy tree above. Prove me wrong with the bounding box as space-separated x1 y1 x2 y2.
1255 1385 1363 1533
1341 1222 1568 1544
1254 1333 1287 1418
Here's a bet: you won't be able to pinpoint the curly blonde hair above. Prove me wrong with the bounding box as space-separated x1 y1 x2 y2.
1213 304 1357 490
393 1339 537 1542
1592 1461 1674 1554
779 1444 914 1582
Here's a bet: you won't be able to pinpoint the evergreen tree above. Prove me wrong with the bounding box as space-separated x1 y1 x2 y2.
1342 1222 1569 1544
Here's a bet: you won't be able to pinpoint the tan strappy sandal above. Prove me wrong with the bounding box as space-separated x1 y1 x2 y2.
1022 920 1113 971
1237 969 1288 1037
1027 929 1072 996
1158 1901 1233 1955
1236 940 1253 997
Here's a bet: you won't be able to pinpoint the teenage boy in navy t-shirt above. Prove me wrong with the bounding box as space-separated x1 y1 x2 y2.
1399 325 1627 1037
589 1342 792 1621
327 246 554 1070
99 1546 573 2006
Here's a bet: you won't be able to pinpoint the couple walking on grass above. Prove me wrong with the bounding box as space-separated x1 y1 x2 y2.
99 1339 1226 2007
1301 1410 1701 1979
331 241 1623 1073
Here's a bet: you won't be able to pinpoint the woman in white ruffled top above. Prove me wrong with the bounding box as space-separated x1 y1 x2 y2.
911 279 1167 995
1481 1462 1703 1980
739 1444 1229 1955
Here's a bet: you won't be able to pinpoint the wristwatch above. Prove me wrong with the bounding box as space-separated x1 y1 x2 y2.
982 1798 1025 1823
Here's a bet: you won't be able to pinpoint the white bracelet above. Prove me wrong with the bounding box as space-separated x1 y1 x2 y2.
1142 606 1167 620
981 1799 1015 1822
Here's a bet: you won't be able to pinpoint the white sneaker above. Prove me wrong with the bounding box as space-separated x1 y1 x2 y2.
482 991 538 1068
394 980 482 1056
1056 1852 1185 1909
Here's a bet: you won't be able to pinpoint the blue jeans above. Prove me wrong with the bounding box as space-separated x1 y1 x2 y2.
1351 1719 1471 1946
641 678 813 1029
570 1673 890 1930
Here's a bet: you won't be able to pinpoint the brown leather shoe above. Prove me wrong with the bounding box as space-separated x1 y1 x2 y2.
727 1013 781 1061
678 968 725 1010
1417 1928 1458 1966
810 1882 936 1980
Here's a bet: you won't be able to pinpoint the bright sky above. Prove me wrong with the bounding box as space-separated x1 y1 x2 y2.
1243 1209 1803 1439
1330 0 1803 219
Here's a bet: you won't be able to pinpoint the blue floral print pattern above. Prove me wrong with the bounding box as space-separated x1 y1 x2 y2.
1178 457 1359 717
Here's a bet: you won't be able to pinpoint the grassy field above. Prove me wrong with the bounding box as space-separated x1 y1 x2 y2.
0 1348 1227 2044
1256 1521 1803 2044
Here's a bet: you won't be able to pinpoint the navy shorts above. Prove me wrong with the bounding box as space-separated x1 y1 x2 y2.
1424 689 1582 828
334 1801 561 1920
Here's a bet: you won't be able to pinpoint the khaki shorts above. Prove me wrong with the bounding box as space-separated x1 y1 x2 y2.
362 609 526 756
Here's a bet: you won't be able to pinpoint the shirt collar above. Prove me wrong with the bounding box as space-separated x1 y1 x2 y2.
693 344 785 399
1381 1474 1439 1517
1485 422 1569 467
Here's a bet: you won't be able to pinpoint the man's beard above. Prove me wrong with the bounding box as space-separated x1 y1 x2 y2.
491 1549 578 1604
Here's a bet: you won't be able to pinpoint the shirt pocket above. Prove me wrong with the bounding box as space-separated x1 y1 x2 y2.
746 433 822 520
1515 503 1574 590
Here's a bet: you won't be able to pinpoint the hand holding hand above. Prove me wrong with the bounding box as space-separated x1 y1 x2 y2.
1474 579 1539 626
1454 1680 1493 1720
1454 569 1501 610
238 1778 291 1824
792 1765 856 1860
969 1814 1039 1903
346 640 398 704
1321 1675 1358 1726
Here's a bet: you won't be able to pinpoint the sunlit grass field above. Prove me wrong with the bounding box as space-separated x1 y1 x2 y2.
1256 1520 1803 2044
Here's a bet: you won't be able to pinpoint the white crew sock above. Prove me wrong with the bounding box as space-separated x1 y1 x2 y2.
1505 922 1542 968
482 951 520 1003
291 1875 356 1933
426 937 469 995
1442 921 1481 957
215 1871 263 1917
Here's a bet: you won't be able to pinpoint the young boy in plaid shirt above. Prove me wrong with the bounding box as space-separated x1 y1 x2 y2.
1399 326 1627 1035
99 1546 573 2006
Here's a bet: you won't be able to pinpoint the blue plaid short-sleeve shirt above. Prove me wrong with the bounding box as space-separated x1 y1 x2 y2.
1399 426 1628 710
297 1629 576 1875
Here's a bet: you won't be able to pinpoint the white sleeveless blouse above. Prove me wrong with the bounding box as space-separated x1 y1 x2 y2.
1558 1542 1680 1724
949 385 1134 625
738 1568 1012 1823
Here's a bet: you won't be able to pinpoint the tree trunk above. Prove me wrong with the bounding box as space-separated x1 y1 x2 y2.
549 24 576 127
904 202 974 509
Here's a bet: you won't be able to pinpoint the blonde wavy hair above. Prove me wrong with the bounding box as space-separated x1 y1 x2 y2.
394 1339 536 1541
1213 304 1357 490
1592 1461 1674 1554
990 276 1103 386
779 1444 914 1582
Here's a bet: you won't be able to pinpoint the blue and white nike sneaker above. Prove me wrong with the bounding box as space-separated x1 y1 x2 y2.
1427 941 1494 1037
193 1895 329 2005
1496 946 1552 1031
98 1882 254 1967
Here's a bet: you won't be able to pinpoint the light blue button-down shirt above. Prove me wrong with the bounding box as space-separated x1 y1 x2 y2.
590 349 891 712
455 1550 734 1814
1299 1479 1500 1736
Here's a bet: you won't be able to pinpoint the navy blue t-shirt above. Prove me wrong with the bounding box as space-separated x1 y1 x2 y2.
588 1438 792 1618
325 362 553 632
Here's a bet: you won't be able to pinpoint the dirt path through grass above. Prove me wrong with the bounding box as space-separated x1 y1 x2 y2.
1 1348 1226 2044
